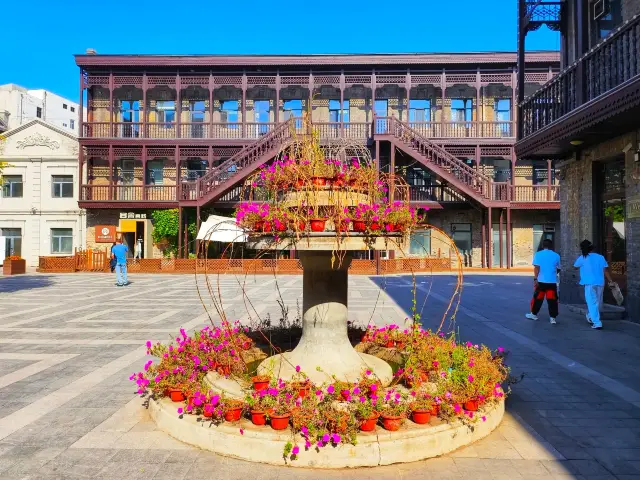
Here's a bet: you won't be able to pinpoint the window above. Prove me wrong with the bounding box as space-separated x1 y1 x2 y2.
51 228 73 254
451 99 473 122
494 99 511 136
63 104 68 110
220 100 239 128
70 119 75 130
156 101 176 125
254 100 270 135
328 100 349 123
374 100 388 133
1 228 22 257
590 0 622 46
187 100 206 138
63 123 68 127
409 99 431 123
451 223 472 255
283 99 303 128
70 106 75 113
2 175 23 197
410 229 431 256
532 160 550 185
120 101 140 138
146 160 164 185
36 107 42 118
52 175 74 198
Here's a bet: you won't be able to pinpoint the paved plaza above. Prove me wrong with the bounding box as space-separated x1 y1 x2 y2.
0 272 639 479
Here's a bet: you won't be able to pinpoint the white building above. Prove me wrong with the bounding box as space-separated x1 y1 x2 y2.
1 119 85 267
0 84 80 136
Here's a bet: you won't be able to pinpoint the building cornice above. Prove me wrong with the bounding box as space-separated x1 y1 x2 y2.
75 51 560 68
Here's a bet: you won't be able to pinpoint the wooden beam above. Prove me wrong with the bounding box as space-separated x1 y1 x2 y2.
488 206 493 268
506 207 512 269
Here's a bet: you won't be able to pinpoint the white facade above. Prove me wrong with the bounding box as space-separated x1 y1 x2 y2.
1 119 85 267
0 84 80 136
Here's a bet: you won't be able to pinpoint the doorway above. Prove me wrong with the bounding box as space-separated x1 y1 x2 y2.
594 157 627 304
491 224 511 267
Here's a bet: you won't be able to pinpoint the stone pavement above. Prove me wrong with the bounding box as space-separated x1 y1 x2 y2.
0 272 639 479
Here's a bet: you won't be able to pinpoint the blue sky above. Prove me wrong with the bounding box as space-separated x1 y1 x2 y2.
2 0 559 101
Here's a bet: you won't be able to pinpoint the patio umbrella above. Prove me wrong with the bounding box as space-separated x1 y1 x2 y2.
196 215 247 243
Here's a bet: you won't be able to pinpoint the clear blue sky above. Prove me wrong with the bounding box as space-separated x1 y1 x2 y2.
2 0 559 102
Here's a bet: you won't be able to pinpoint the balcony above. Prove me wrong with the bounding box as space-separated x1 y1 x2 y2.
81 120 514 141
80 185 178 206
517 14 640 157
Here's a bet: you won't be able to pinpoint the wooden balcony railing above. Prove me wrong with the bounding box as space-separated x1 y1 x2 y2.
81 120 513 139
511 185 559 202
520 14 640 138
409 185 467 203
80 185 177 202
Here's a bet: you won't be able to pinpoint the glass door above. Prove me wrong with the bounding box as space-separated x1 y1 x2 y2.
492 224 511 267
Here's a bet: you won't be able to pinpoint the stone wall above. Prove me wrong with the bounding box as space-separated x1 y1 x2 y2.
623 0 640 20
559 129 640 318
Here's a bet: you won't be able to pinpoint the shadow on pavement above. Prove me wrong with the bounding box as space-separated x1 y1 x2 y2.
0 274 56 293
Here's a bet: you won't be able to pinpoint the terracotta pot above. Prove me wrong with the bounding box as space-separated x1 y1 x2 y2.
250 410 267 426
464 399 480 412
359 413 380 432
262 222 273 233
380 414 403 431
252 376 270 392
333 177 345 188
370 222 381 231
290 220 306 232
384 223 396 233
310 219 326 232
168 389 185 402
293 382 310 399
311 177 327 187
411 409 432 425
274 222 287 232
352 221 366 232
340 389 350 401
385 340 395 348
270 413 291 430
224 407 242 422
254 221 264 232
429 404 441 417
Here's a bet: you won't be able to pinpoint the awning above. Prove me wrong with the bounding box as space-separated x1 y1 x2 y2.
196 215 247 243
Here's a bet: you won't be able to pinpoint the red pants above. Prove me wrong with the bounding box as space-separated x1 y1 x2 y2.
531 282 559 318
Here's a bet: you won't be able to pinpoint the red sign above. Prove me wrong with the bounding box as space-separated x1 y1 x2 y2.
95 225 116 243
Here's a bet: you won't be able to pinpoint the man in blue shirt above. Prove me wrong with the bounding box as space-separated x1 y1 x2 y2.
111 238 129 287
526 239 561 324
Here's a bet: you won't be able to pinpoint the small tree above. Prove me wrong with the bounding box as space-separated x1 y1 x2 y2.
150 209 196 258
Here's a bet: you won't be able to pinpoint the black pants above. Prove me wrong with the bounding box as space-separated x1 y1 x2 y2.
531 282 559 318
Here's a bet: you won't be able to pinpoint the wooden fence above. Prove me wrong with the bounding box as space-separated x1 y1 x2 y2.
38 254 452 275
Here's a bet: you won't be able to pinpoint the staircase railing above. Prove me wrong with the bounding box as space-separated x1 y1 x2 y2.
381 117 493 201
195 119 295 202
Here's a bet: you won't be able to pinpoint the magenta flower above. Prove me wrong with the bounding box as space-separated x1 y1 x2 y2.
177 408 183 414
370 384 377 392
295 365 301 372
322 433 330 443
145 340 151 349
467 375 474 383
331 433 341 444
454 404 461 413
327 385 335 394
482 416 487 422
304 440 311 449
292 446 299 455
498 346 505 353
239 428 244 435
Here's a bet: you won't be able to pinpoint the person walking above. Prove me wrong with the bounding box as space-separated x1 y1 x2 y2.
526 238 561 324
134 238 142 259
573 239 613 330
111 237 129 287
109 242 117 273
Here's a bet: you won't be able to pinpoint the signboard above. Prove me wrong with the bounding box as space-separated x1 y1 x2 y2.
119 212 147 219
120 220 137 233
628 194 640 220
95 225 116 243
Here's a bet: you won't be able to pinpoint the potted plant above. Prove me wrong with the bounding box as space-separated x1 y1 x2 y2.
222 398 244 422
409 390 434 424
235 202 270 232
352 393 379 432
252 374 271 392
3 255 26 275
379 388 407 431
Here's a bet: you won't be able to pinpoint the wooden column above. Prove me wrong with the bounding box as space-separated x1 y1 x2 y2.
176 73 181 139
506 207 512 269
142 72 147 138
499 209 504 268
487 207 493 269
340 71 345 137
142 146 147 200
241 72 247 138
440 70 446 136
375 140 380 173
175 146 180 201
481 210 486 268
371 71 376 125
390 144 395 200
207 146 213 171
195 205 201 258
275 71 280 123
476 68 481 136
108 145 114 201
517 0 526 139
78 144 84 201
405 70 411 123
511 68 517 136
178 207 183 259
209 73 214 138
547 159 552 200
308 72 314 120
108 72 114 137
78 70 84 136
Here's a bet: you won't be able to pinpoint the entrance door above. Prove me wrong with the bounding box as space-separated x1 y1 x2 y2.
491 224 511 267
254 100 270 135
374 100 388 134
595 158 627 304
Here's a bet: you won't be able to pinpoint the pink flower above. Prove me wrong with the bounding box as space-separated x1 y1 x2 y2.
292 446 299 455
454 404 461 414
322 433 330 443
177 408 183 414
331 433 341 444
468 375 474 383
482 416 487 422
327 385 335 394
370 384 377 392
145 341 151 349
295 365 301 372
240 428 244 435
498 346 505 353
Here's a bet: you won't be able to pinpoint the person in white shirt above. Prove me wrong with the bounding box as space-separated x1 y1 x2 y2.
526 239 561 324
573 239 613 330
134 238 142 259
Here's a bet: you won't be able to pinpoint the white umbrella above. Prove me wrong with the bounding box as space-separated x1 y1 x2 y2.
196 215 248 243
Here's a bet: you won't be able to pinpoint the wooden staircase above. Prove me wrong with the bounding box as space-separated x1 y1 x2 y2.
376 117 504 207
182 119 295 207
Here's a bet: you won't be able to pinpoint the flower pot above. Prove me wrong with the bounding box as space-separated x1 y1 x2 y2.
311 177 326 187
464 399 480 412
3 259 26 275
332 177 345 188
293 382 310 399
429 404 440 417
262 222 273 233
359 413 380 432
270 413 291 430
168 389 185 402
385 340 395 348
289 220 306 232
352 221 366 233
340 389 350 401
252 376 270 392
380 414 403 431
411 409 432 425
274 222 287 232
370 222 381 231
224 407 242 422
250 410 267 426
310 219 326 232
254 221 265 232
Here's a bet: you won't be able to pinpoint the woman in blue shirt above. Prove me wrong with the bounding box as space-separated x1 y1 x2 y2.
574 240 613 330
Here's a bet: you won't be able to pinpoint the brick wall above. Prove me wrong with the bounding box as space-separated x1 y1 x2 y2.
623 0 640 20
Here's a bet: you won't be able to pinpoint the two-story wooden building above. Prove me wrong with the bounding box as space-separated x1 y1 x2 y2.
75 51 560 267
516 0 639 313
